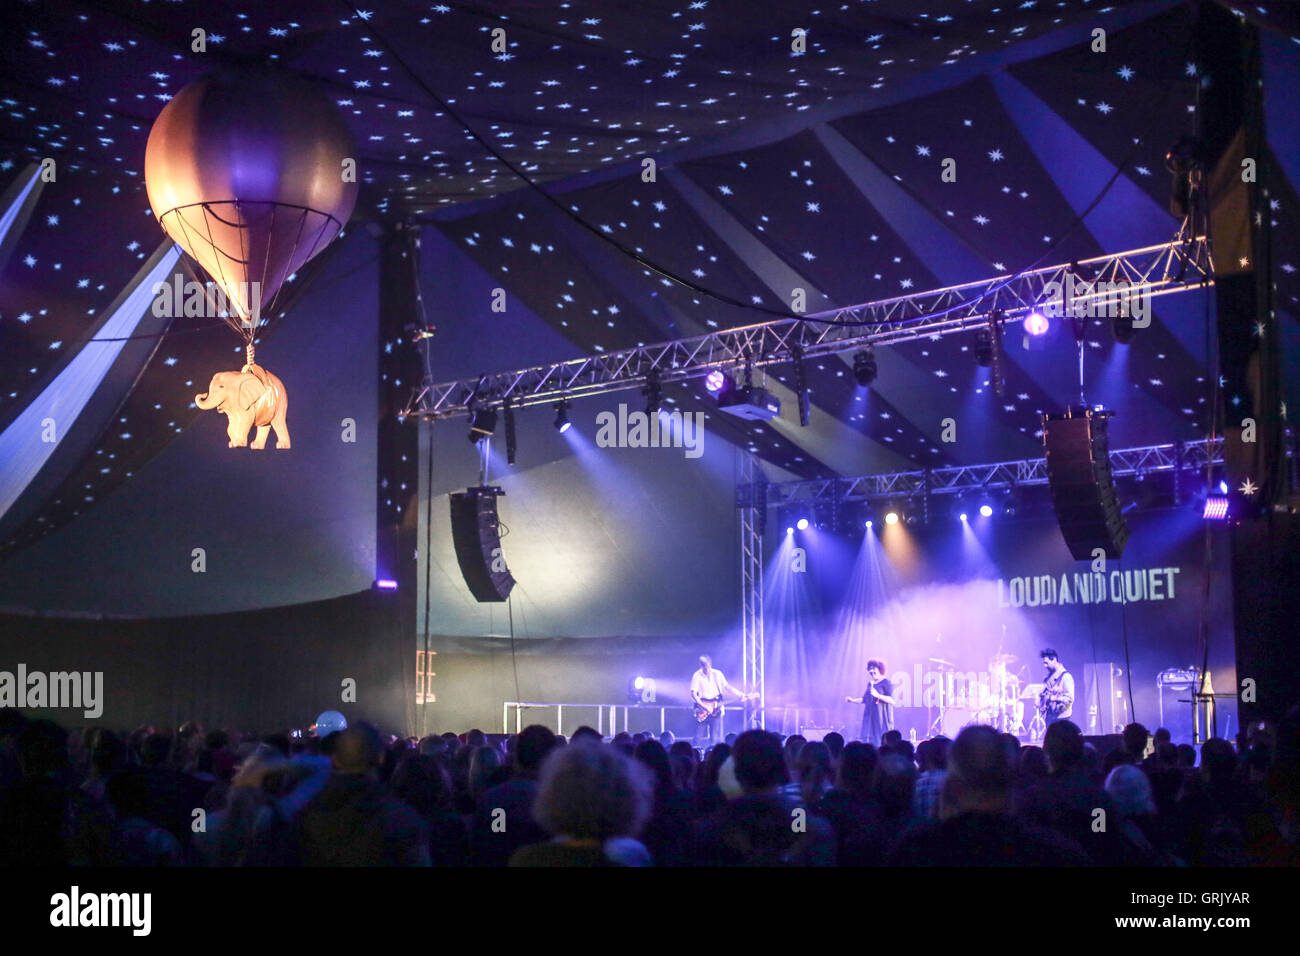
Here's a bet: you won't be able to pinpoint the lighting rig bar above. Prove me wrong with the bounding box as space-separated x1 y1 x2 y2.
752 439 1227 508
402 229 1211 421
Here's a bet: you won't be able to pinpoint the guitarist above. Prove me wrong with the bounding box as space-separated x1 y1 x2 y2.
1037 649 1075 726
690 655 748 747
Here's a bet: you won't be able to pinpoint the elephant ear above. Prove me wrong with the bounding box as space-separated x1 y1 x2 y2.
238 374 268 410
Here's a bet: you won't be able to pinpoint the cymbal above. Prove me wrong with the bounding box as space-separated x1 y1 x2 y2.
989 653 1018 665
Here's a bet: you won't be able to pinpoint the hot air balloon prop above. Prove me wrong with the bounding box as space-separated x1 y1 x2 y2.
145 67 358 448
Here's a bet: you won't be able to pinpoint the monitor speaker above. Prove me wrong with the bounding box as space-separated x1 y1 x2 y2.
449 486 515 602
1043 408 1129 559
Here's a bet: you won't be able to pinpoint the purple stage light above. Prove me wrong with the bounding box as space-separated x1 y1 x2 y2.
796 518 809 530
1024 310 1049 336
979 504 993 517
375 579 398 590
705 369 726 393
1218 480 1229 494
1203 497 1230 520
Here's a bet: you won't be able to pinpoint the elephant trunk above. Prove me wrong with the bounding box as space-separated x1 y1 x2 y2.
195 391 220 410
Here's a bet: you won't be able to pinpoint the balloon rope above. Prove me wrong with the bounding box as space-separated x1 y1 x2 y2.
245 342 255 369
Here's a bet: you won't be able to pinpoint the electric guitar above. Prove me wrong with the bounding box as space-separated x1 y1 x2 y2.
693 693 757 723
1038 678 1071 720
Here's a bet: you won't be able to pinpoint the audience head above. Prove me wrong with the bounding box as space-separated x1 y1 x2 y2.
533 743 652 842
1154 727 1172 746
1042 720 1084 773
1122 722 1150 758
1105 763 1156 816
1018 745 1049 780
330 722 383 775
836 742 877 795
571 726 603 746
873 753 917 816
942 725 1011 816
823 732 845 761
732 730 789 794
1200 738 1236 785
515 725 558 778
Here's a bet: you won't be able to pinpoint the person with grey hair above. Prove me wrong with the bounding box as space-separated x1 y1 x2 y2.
1104 763 1177 865
509 741 653 866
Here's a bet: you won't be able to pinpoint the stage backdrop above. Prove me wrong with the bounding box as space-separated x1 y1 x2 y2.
762 505 1237 744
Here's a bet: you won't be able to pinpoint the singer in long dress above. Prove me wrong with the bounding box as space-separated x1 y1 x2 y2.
846 659 895 745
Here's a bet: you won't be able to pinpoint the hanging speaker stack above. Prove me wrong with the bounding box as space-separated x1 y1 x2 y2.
449 486 515 602
1042 407 1129 560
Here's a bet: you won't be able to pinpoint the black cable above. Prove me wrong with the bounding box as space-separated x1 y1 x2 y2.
1116 557 1137 728
343 2 1193 330
421 416 434 739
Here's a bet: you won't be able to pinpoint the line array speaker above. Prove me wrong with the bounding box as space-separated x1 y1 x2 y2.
449 486 515 603
1042 407 1129 560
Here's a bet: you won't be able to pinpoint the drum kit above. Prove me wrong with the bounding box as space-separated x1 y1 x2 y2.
973 653 1026 736
926 652 1030 738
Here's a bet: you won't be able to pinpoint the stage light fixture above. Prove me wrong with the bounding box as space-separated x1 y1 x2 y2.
853 347 878 387
628 676 656 703
974 327 995 367
979 504 994 517
1218 480 1229 494
503 396 517 465
865 520 873 529
884 511 899 525
643 368 663 415
786 526 794 535
796 518 810 530
959 512 968 522
705 369 729 393
468 408 497 443
792 344 811 427
1203 497 1230 521
553 401 571 433
1024 310 1050 336
1113 312 1136 345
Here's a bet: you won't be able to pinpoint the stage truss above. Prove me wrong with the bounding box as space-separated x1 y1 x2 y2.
401 226 1211 420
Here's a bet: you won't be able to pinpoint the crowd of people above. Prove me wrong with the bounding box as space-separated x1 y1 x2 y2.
1 706 1297 866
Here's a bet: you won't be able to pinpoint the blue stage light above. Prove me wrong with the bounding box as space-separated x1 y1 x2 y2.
979 504 993 517
705 369 727 393
959 512 968 522
796 518 809 530
786 526 794 535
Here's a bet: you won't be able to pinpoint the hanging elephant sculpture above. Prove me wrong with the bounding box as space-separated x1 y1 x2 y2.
194 364 290 449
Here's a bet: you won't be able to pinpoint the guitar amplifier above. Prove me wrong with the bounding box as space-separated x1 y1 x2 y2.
1158 667 1200 743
